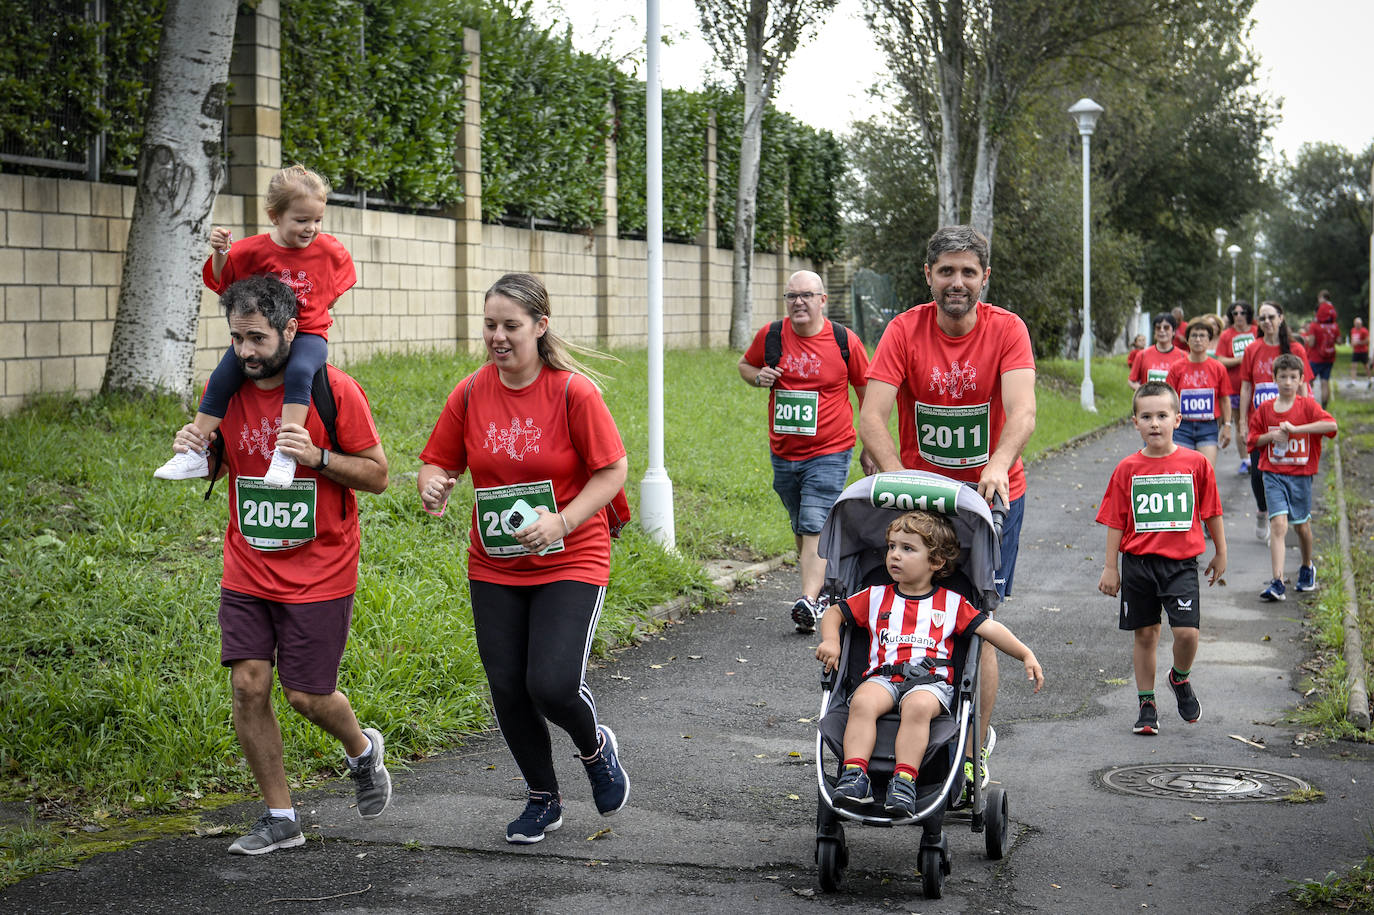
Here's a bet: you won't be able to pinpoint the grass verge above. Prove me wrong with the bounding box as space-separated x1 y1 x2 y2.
0 344 1124 881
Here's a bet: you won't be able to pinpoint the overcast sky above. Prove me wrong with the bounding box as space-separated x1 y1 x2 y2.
529 0 1374 162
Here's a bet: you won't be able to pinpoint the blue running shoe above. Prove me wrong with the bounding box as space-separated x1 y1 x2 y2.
1237 459 1249 475
1260 578 1286 602
506 790 563 845
581 725 630 816
885 774 919 817
832 766 872 808
1296 563 1317 592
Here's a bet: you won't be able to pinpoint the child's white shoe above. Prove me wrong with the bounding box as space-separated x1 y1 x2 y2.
263 449 297 488
153 450 209 480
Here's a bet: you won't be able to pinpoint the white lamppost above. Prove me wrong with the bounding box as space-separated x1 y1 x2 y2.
1213 227 1228 315
1227 243 1241 307
639 0 675 547
1069 97 1103 412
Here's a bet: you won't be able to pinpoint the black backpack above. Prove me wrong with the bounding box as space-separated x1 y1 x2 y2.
204 366 343 514
763 319 851 369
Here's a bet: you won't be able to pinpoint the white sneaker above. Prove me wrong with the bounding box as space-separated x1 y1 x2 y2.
153 449 209 480
263 449 297 487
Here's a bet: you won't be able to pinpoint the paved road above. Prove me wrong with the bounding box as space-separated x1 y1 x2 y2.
6 420 1373 914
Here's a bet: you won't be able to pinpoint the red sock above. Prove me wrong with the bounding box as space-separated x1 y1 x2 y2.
843 758 869 772
895 763 919 782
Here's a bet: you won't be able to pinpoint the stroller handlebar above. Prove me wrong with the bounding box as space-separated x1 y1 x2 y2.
989 490 1008 541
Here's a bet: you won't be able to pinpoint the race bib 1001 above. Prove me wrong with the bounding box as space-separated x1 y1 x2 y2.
1130 473 1195 533
1180 388 1215 421
772 389 819 436
235 478 317 551
1268 429 1311 466
915 401 990 468
1252 381 1278 410
474 480 562 557
869 473 963 516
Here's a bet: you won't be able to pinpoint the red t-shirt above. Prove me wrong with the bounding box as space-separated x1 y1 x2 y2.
1238 339 1313 411
203 233 356 338
219 366 381 602
1165 357 1231 421
1304 320 1340 363
742 319 870 460
866 302 1036 500
1245 396 1336 476
1097 446 1221 560
1126 349 1143 371
1129 345 1187 386
1351 326 1370 354
419 364 627 587
1215 326 1257 392
841 583 986 685
1173 327 1189 351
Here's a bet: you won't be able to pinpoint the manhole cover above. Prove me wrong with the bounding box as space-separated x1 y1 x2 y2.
1100 764 1312 802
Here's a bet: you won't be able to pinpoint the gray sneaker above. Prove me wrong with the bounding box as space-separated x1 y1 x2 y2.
348 727 393 818
226 813 304 856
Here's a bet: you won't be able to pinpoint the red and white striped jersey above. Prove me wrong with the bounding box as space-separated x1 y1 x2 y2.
841 584 986 684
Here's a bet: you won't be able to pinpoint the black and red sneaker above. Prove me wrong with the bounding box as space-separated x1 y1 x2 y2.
1168 672 1202 723
1133 698 1159 735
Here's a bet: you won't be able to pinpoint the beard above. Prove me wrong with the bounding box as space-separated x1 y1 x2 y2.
934 289 978 320
237 334 291 379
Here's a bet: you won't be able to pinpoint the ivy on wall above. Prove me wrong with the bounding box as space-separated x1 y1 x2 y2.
6 1 841 261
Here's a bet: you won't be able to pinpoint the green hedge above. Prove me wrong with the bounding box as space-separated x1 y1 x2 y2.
6 1 841 259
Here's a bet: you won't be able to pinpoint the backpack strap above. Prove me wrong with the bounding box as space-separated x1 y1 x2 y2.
765 319 850 368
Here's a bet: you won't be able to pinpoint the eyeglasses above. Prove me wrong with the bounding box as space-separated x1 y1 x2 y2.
1257 314 1277 323
1229 309 1245 316
783 292 819 304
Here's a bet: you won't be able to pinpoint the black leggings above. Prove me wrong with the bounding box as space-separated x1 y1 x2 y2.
1249 447 1267 513
469 579 604 793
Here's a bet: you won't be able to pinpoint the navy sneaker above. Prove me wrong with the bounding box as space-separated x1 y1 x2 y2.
885 774 919 817
1237 459 1249 475
581 725 630 816
1167 672 1201 723
832 766 872 808
791 596 821 633
506 790 563 845
1295 563 1317 592
1260 578 1286 602
1133 698 1159 735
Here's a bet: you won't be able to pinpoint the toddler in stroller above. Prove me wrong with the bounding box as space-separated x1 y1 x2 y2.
811 471 1043 896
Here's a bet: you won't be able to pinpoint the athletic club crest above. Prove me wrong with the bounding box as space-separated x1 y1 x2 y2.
930 608 946 627
485 417 543 461
929 361 978 398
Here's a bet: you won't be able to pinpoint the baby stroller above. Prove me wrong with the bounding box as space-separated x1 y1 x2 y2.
812 470 1007 897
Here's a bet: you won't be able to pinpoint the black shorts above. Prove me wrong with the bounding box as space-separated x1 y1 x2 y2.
1119 553 1200 631
1354 351 1368 365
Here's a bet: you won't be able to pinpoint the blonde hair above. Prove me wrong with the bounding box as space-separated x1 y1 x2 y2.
484 273 617 385
265 164 330 219
887 511 961 580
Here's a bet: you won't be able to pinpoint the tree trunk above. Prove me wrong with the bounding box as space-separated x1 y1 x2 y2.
102 0 237 397
969 118 1000 248
729 46 767 350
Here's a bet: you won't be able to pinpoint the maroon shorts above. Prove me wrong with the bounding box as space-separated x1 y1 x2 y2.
219 587 355 694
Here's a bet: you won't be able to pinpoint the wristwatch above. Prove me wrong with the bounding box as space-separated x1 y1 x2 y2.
316 448 331 471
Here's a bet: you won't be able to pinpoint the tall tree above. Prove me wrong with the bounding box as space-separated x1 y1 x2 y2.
695 0 838 349
865 0 1164 246
102 0 237 397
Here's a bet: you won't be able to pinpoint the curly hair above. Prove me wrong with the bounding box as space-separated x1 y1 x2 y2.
887 510 961 579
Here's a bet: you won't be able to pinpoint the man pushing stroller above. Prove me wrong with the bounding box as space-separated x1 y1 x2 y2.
816 511 1044 816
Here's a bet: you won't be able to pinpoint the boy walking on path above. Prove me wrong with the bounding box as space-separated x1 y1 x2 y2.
1097 382 1227 735
1246 353 1339 602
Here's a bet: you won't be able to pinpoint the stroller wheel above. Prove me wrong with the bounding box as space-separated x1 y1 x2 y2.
919 845 947 899
816 835 847 892
984 786 1010 859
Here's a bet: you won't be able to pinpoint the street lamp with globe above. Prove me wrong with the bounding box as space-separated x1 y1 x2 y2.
1069 97 1104 412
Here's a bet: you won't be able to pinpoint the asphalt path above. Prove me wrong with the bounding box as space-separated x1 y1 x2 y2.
6 419 1373 914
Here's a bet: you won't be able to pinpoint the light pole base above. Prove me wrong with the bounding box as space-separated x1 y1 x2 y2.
639 468 676 550
1080 378 1097 413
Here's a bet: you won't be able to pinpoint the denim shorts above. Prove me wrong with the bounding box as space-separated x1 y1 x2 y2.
1263 471 1313 525
770 448 852 535
1175 418 1220 450
862 674 955 713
